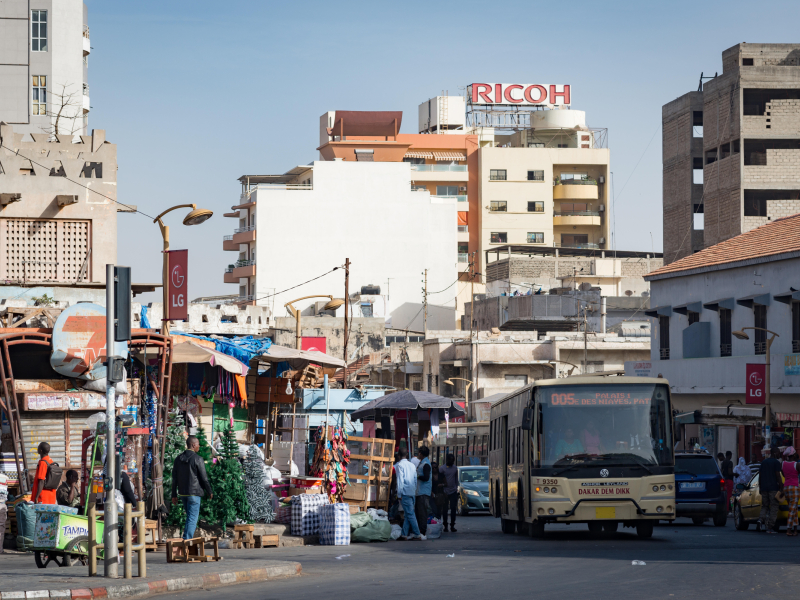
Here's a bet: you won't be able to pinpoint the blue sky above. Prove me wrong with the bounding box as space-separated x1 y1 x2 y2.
84 0 798 302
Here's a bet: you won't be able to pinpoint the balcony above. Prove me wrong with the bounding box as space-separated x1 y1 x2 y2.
433 194 467 203
83 26 90 55
233 225 256 244
411 164 467 172
222 235 238 251
82 84 90 114
224 267 237 284
410 164 468 183
457 226 469 242
552 209 601 227
233 259 256 278
554 242 600 250
458 253 469 263
553 181 598 201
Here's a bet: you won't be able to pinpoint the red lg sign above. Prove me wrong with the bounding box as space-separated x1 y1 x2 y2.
746 363 766 404
167 249 188 321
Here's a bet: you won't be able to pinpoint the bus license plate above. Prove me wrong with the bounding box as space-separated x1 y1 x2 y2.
595 507 616 519
680 482 705 491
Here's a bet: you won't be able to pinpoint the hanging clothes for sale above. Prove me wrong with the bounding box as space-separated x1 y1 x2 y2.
235 374 247 408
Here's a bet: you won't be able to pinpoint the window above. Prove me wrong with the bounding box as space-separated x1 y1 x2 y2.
559 203 588 214
504 374 528 387
557 144 568 148
31 10 47 52
720 308 732 357
688 311 700 325
742 58 754 66
659 316 670 360
490 201 507 212
32 76 46 115
527 170 544 181
581 361 605 374
411 185 427 192
560 173 588 181
490 232 507 244
527 201 544 212
458 243 469 254
437 185 458 196
490 169 507 181
404 157 425 165
754 305 767 355
561 234 588 247
412 381 421 391
526 232 544 244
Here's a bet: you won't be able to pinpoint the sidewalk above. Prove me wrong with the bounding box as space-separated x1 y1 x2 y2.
0 549 302 600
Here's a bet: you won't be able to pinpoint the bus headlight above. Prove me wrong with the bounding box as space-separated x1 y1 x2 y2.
550 487 557 494
543 487 550 493
656 506 664 513
548 508 555 515
660 485 666 491
652 485 659 492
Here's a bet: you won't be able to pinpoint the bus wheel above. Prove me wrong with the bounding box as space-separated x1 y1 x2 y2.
636 522 654 539
501 518 516 534
528 519 545 538
587 522 603 535
602 522 619 533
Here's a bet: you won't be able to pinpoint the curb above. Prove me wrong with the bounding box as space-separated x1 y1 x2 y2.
0 563 302 600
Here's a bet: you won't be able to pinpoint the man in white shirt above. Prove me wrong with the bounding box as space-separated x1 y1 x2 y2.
394 449 425 541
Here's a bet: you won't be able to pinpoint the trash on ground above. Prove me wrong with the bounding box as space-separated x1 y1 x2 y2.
447 553 455 558
335 554 351 560
631 560 646 565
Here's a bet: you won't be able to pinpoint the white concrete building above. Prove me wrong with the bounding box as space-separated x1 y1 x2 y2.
624 215 800 461
0 0 90 136
227 160 457 331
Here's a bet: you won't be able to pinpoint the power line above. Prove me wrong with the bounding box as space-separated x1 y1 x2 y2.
0 143 153 219
237 266 342 306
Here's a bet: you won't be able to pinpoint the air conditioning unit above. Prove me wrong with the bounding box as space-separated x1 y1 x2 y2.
598 205 605 212
459 186 467 192
598 176 605 184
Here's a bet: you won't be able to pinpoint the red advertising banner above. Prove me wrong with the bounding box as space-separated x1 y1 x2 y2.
301 337 327 353
167 249 188 321
746 363 766 404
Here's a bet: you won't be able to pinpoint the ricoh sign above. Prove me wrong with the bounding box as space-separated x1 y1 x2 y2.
469 83 571 106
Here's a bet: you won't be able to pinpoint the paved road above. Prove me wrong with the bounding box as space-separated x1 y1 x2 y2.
163 515 800 600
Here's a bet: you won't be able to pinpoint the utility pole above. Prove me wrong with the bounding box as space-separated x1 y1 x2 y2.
104 264 118 577
423 269 428 337
343 258 350 387
583 304 588 374
469 252 476 419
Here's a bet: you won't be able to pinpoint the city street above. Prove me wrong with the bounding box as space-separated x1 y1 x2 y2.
161 515 800 599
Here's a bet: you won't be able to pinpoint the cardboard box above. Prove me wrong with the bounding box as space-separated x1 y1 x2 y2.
289 485 323 496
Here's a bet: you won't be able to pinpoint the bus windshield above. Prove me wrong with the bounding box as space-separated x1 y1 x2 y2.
536 383 673 469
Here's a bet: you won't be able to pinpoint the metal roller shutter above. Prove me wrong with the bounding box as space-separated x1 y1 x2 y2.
68 412 104 468
21 413 68 468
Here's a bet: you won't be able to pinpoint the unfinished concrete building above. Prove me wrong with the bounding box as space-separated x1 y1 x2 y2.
662 43 800 265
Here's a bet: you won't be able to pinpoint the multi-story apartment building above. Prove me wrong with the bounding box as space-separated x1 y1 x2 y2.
0 0 91 136
0 1 126 285
662 43 800 265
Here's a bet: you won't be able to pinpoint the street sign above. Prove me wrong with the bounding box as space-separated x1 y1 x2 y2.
746 363 766 404
50 303 129 380
166 249 188 322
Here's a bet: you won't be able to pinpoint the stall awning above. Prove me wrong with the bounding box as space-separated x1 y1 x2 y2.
433 151 466 162
405 150 434 159
675 406 763 425
644 305 672 318
673 301 703 315
256 345 346 368
703 297 735 312
737 293 771 308
774 290 800 305
171 341 249 376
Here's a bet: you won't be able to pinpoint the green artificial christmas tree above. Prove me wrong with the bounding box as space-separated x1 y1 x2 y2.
205 425 249 531
195 424 212 464
162 412 187 527
244 445 275 523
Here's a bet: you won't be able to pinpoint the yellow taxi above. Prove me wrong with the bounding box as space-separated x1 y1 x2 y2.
733 471 797 531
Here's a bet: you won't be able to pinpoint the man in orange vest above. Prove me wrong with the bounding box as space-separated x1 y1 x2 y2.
32 442 57 505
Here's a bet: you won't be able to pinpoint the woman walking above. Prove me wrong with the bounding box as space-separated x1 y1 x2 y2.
782 447 800 536
733 457 752 487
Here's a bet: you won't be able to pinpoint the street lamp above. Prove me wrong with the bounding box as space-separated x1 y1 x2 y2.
153 204 213 335
444 377 474 420
732 327 779 447
284 295 345 350
548 359 580 377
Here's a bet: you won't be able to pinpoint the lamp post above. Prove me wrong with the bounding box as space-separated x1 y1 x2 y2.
153 204 213 336
547 359 581 377
444 377 474 420
732 327 779 448
284 295 345 350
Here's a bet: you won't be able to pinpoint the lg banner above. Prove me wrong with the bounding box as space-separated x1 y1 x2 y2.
746 363 766 404
167 249 188 321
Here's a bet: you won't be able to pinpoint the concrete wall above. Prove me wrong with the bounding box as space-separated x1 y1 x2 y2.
271 316 385 359
243 160 457 331
0 124 120 283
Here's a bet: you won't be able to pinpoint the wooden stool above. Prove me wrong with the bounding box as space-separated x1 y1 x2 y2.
144 520 158 551
166 537 222 563
254 534 279 548
232 524 255 549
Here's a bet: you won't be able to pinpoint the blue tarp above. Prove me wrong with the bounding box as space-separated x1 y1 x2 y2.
170 332 272 365
140 306 152 329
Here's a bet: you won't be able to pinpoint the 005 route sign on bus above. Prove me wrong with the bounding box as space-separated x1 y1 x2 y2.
469 83 571 106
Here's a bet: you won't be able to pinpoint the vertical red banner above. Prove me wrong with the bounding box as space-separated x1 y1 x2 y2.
746 363 766 404
167 249 188 321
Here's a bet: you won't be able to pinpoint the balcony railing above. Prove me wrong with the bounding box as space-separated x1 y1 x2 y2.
236 259 256 267
794 340 800 353
238 294 254 302
83 25 90 38
234 225 256 234
457 225 468 233
660 348 670 360
553 210 601 217
410 164 467 172
458 253 469 263
555 179 597 186
223 235 233 241
720 343 732 357
554 242 600 249
225 267 234 273
83 83 90 96
433 195 467 202
755 341 767 355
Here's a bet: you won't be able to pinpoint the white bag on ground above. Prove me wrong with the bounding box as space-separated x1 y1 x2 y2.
368 508 389 521
390 524 402 540
426 522 443 539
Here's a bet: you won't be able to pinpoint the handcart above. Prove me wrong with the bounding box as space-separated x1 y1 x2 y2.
32 505 104 568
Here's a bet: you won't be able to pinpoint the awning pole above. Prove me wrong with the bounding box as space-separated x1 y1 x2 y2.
324 374 329 443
